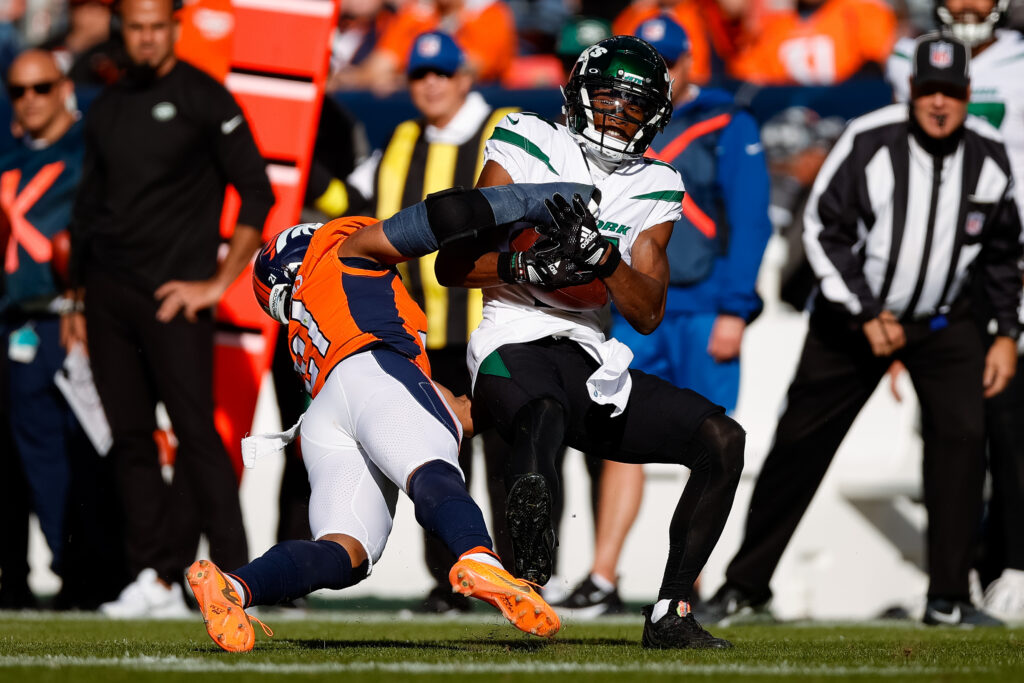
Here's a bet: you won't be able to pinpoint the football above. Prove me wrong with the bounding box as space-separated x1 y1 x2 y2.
510 227 608 312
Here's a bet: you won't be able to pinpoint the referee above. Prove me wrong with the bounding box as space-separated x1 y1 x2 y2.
64 0 274 617
705 33 1022 627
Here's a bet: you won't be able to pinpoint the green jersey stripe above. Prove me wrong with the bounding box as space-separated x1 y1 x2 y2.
630 190 685 202
490 127 559 175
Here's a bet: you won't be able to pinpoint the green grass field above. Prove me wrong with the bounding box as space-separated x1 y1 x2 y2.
0 610 1021 683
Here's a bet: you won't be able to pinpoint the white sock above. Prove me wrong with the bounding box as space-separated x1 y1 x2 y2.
228 576 246 604
651 602 692 622
590 572 616 593
463 551 503 570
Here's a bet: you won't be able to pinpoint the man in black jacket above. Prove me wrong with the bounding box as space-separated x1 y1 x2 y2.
704 33 1021 627
63 0 275 617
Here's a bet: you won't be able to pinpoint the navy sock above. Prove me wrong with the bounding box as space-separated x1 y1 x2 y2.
231 540 368 607
410 460 493 557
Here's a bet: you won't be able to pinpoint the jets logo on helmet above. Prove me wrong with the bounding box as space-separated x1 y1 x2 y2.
563 35 673 163
253 223 321 324
935 0 1010 47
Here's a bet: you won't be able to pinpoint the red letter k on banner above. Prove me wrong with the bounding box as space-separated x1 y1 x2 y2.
0 162 65 273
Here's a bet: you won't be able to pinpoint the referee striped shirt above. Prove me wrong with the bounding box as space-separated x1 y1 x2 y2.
804 104 1022 336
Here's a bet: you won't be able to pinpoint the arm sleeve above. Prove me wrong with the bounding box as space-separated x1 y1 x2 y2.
715 111 772 319
981 187 1024 338
802 126 882 322
68 115 106 289
205 84 275 229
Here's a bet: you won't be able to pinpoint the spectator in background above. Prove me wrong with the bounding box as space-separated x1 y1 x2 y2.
63 0 274 618
554 16 611 77
41 0 124 87
729 0 897 85
341 32 515 613
554 16 771 617
328 0 396 77
329 0 517 95
0 1 25 77
886 0 1024 622
0 49 125 610
759 106 845 311
706 33 1021 627
613 0 765 86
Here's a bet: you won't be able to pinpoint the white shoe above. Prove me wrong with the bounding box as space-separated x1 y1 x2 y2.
983 569 1024 622
100 568 190 619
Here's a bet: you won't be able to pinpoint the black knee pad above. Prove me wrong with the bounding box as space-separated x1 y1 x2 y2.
694 413 746 481
424 186 497 246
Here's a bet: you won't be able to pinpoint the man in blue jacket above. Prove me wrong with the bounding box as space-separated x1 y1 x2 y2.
555 15 771 616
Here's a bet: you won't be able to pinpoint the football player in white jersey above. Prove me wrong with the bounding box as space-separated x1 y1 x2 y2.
887 0 1024 621
436 35 745 649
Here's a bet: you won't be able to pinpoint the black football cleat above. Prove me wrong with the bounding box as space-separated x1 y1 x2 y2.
923 599 1004 627
505 473 557 586
555 575 626 618
642 601 733 649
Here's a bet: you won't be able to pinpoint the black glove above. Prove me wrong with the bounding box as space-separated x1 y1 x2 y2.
544 192 612 270
497 231 598 288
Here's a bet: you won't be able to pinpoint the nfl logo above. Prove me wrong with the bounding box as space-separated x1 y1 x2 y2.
930 42 954 69
418 34 442 58
965 210 985 236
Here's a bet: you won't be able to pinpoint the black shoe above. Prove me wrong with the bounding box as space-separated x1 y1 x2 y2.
698 584 774 625
420 585 472 614
641 601 733 649
554 575 625 617
0 583 37 610
505 473 557 586
922 599 1004 627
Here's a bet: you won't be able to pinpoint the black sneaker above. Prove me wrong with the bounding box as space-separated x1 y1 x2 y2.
641 601 732 649
419 585 472 614
554 575 625 618
698 584 775 625
923 599 1004 627
505 473 557 586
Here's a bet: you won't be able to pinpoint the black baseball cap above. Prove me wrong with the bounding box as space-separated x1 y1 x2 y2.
911 32 970 97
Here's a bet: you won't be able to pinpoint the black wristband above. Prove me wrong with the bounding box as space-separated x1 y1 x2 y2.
595 245 621 279
497 252 525 284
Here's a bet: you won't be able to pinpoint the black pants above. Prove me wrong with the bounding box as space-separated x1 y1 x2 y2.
85 270 248 584
725 311 987 602
271 328 312 544
978 351 1024 582
475 337 739 598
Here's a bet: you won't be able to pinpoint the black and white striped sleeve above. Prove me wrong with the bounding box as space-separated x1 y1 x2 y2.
980 184 1023 339
803 125 882 323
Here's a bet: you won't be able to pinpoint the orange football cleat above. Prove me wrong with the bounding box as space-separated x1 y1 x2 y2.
449 556 561 638
186 559 272 653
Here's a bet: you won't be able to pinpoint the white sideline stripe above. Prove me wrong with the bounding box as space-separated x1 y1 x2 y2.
226 74 317 102
232 0 334 17
0 656 991 676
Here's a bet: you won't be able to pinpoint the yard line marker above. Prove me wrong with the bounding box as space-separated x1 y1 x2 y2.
0 656 994 676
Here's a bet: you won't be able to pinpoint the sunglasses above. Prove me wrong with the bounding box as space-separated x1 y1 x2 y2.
6 80 61 100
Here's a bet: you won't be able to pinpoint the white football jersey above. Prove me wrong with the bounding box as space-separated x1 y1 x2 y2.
466 112 684 398
482 112 682 322
887 31 1024 222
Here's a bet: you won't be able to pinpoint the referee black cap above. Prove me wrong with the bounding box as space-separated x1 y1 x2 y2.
912 32 970 96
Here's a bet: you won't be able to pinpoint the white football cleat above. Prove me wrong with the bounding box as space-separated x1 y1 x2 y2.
100 568 191 619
